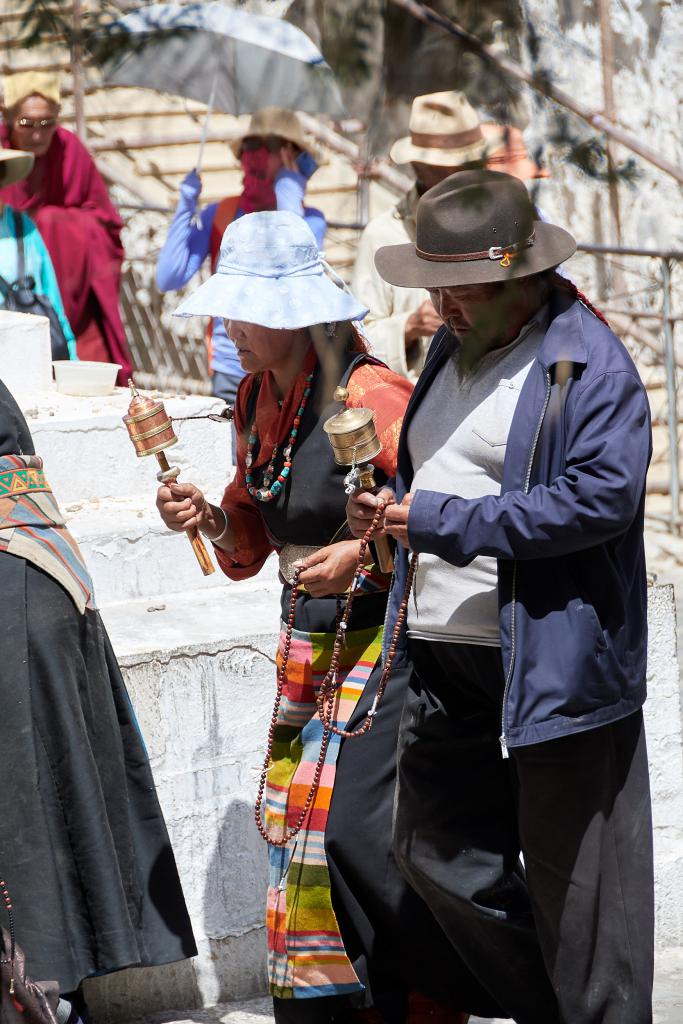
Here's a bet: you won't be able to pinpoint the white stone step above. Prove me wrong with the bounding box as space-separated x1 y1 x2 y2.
100 580 282 1011
14 386 232 504
65 496 237 604
101 575 281 662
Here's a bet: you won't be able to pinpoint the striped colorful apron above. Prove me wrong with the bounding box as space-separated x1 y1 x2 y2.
266 617 383 999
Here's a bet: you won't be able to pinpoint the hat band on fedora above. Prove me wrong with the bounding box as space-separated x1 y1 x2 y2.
410 126 484 151
486 148 530 164
415 232 535 265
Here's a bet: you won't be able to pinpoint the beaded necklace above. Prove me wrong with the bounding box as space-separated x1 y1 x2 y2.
245 370 314 502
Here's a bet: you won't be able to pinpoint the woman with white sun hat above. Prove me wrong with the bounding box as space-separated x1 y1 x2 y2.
157 210 497 1024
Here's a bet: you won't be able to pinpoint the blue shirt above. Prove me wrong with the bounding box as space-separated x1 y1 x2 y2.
156 170 326 379
0 206 77 359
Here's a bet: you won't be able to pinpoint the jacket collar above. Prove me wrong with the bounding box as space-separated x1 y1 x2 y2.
537 289 588 369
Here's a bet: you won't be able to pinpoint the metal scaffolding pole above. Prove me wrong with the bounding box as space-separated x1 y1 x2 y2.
597 0 622 244
71 0 87 142
661 258 680 527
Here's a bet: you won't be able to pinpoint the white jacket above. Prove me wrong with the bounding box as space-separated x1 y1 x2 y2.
352 188 431 381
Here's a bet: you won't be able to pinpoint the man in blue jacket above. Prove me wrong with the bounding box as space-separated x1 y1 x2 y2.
347 169 653 1024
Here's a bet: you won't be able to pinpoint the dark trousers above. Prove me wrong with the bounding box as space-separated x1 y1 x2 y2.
394 640 654 1024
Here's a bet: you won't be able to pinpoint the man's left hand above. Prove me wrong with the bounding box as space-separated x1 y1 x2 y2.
384 493 414 549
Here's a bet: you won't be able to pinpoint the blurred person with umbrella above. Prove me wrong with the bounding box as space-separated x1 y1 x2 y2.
156 108 326 409
0 71 133 384
101 0 345 408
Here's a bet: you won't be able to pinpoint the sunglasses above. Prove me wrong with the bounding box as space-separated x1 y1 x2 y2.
14 117 58 131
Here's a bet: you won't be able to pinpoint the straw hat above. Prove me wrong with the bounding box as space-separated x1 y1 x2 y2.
229 107 318 160
3 71 61 110
375 170 576 289
483 124 549 180
389 91 494 167
174 210 367 329
0 148 35 187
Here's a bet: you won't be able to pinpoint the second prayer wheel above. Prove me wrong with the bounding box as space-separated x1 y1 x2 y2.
322 402 393 574
323 407 381 466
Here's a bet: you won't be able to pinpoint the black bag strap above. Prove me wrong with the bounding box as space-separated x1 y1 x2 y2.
12 210 26 282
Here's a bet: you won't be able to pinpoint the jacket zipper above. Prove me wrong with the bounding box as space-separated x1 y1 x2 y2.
499 369 552 758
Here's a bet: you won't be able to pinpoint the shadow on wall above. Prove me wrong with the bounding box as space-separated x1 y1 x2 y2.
84 958 202 1024
83 799 270 1023
200 797 270 1004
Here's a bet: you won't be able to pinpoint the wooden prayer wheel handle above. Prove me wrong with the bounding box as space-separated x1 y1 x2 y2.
156 453 215 577
356 467 394 574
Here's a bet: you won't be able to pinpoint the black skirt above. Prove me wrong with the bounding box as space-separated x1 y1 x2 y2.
0 554 196 992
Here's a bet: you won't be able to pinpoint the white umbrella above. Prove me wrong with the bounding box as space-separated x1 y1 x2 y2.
101 2 345 132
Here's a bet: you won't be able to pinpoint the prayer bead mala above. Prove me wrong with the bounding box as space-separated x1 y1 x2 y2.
254 500 417 847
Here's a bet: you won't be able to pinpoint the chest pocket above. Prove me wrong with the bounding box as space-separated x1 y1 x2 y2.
471 379 522 448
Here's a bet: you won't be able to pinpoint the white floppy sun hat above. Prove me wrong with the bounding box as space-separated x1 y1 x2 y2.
174 210 367 329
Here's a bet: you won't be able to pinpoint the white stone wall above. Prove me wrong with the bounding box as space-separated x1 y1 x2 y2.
644 583 683 949
520 0 683 296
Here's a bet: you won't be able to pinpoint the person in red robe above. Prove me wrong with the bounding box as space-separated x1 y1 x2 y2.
1 71 132 383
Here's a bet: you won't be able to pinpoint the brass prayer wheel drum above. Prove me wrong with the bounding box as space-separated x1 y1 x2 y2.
323 407 381 467
123 391 178 458
122 381 215 577
323 400 394 574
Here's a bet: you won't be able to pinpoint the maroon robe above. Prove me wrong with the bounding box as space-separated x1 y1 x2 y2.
0 124 132 383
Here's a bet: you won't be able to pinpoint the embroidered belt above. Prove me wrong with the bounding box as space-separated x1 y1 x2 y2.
0 465 51 497
278 543 320 585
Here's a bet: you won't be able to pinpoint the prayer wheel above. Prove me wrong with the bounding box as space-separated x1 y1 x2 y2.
323 388 394 574
123 382 215 576
323 406 381 467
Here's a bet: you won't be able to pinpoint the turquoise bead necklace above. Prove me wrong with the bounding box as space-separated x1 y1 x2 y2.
245 371 314 502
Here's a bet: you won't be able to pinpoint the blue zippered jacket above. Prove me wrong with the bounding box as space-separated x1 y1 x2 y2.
385 288 652 751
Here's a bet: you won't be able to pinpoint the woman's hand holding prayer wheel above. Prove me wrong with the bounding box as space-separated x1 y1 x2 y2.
156 482 234 550
294 541 362 598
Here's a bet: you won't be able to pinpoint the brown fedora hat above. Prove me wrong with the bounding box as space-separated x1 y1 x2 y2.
375 169 576 289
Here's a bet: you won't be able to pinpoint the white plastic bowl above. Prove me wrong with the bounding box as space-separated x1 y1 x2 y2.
53 360 121 397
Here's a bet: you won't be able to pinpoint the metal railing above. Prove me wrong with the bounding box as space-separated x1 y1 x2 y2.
118 210 683 529
571 243 683 531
